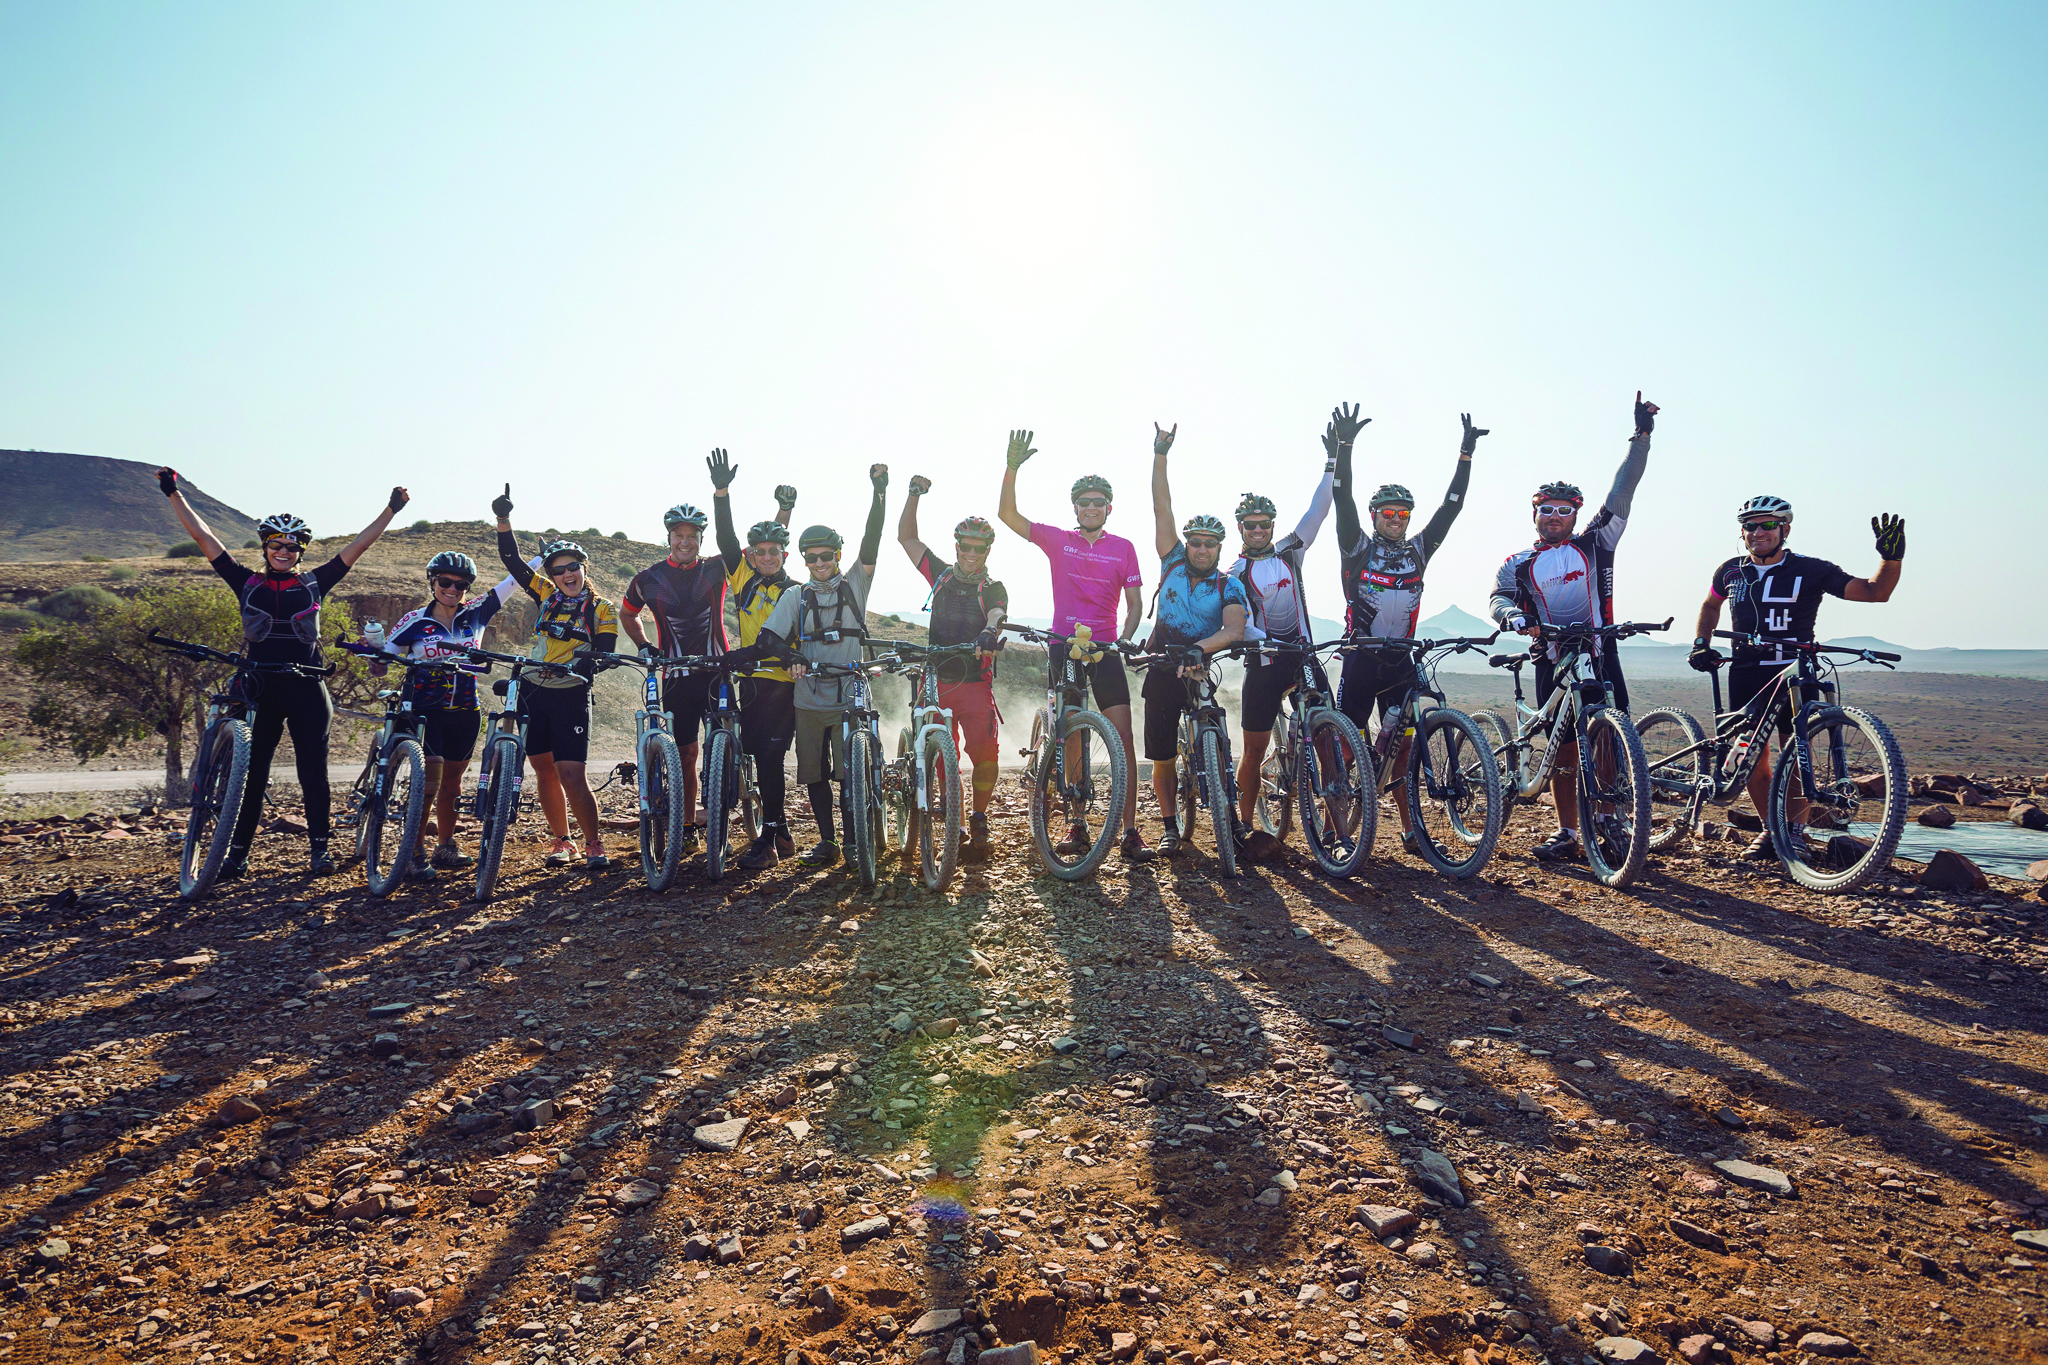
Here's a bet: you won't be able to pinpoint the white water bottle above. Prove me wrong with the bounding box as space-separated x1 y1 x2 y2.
363 619 386 651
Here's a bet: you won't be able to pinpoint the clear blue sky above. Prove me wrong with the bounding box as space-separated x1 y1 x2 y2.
4 3 2042 646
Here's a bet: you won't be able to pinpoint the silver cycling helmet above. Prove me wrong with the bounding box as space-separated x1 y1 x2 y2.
1736 494 1793 522
664 504 709 531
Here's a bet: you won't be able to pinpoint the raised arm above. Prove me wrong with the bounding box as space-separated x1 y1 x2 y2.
858 464 888 568
1415 416 1483 559
491 484 537 592
1329 403 1370 549
898 475 932 568
1602 392 1657 518
997 430 1035 539
1151 422 1179 559
1289 441 1338 550
1842 514 1905 603
154 468 227 561
774 483 797 530
337 487 409 568
709 449 745 570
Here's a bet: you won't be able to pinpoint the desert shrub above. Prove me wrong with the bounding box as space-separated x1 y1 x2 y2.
610 530 628 540
244 538 261 548
108 566 137 582
410 518 432 532
81 554 111 563
165 539 203 558
0 606 40 631
38 584 122 621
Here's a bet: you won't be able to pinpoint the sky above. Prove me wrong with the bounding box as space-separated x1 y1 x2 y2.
3 3 2043 646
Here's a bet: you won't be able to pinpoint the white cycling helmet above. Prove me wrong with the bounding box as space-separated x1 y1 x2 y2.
1736 495 1793 522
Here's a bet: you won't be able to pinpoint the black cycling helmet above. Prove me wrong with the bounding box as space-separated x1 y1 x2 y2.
954 515 997 548
1070 475 1113 502
664 504 709 531
1235 492 1277 521
746 520 791 547
1368 483 1415 512
1532 481 1584 508
797 525 843 553
426 550 478 583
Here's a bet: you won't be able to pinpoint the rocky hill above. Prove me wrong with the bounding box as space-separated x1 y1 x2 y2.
0 450 260 563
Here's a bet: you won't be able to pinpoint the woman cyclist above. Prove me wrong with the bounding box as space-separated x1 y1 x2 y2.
375 549 522 877
493 485 619 870
155 466 407 878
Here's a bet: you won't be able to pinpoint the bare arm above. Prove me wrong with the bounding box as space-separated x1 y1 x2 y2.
337 488 407 568
1842 559 1901 603
998 430 1035 538
1200 603 1248 655
1151 423 1179 559
898 476 931 568
162 482 227 561
1120 583 1143 642
1694 595 1724 639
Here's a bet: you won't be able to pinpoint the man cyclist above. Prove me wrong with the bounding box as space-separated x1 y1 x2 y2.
899 475 1008 864
1227 428 1337 857
1331 402 1487 858
1690 498 1906 859
997 430 1151 860
755 465 889 868
712 467 800 869
1147 424 1249 856
618 452 737 851
1488 392 1658 863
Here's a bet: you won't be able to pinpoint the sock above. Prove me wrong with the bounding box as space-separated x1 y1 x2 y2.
807 781 836 844
1559 826 1578 838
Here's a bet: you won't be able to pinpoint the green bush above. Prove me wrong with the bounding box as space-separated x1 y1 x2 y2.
610 530 628 540
81 554 111 564
410 518 432 532
165 539 203 558
0 606 40 631
244 538 261 549
38 584 122 622
108 566 137 582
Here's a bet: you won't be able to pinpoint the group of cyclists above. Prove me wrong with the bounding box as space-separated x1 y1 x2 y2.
147 387 1908 892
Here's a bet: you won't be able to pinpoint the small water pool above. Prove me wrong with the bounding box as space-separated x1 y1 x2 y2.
1850 819 2048 879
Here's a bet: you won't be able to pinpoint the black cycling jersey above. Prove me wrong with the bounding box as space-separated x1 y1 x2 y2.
1710 551 1854 665
210 553 350 668
916 549 1006 683
624 557 729 659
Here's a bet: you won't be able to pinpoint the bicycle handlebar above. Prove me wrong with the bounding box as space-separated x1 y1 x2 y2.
585 649 752 674
999 622 1143 657
458 645 576 678
1712 631 1900 665
147 629 334 679
332 637 463 673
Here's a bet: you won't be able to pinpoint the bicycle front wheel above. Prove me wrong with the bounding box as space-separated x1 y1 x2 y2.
888 731 915 863
1174 715 1199 847
1031 708 1127 881
920 733 962 892
1635 705 1708 852
180 719 251 899
847 729 881 890
1406 709 1501 879
646 730 689 889
1297 708 1374 878
345 748 378 864
1770 704 1906 894
364 737 426 898
1253 728 1294 842
737 752 762 844
472 733 523 902
1576 707 1652 888
1199 725 1238 876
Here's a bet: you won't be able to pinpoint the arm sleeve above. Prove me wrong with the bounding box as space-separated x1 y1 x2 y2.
1417 458 1473 560
313 556 351 592
1333 441 1361 552
1291 463 1337 550
1603 433 1651 519
1488 558 1525 627
987 579 1009 613
497 529 537 592
715 496 743 570
753 627 796 664
858 485 886 566
473 576 519 624
209 553 251 591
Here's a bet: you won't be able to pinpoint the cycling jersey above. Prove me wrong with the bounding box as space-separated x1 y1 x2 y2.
209 553 350 668
1336 460 1470 639
497 530 620 687
380 575 520 710
623 557 728 658
712 495 794 684
1150 543 1250 649
1027 522 1142 639
1710 551 1853 665
760 564 875 712
1489 432 1651 642
916 549 1007 683
1228 463 1335 644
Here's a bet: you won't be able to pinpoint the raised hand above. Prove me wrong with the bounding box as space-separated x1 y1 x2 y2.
1153 422 1177 457
1006 430 1037 469
156 467 179 497
1634 390 1659 435
1321 421 1339 466
1872 513 1906 561
1460 413 1490 457
869 463 889 491
491 483 514 519
389 487 410 514
908 475 932 497
774 484 798 511
706 448 737 490
1331 402 1370 445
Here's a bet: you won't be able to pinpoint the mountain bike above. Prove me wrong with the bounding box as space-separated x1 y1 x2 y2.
1130 644 1240 875
459 645 578 902
871 641 986 893
588 650 691 890
332 639 466 897
1636 632 1908 893
999 623 1133 881
1336 633 1504 880
1240 639 1376 877
1472 619 1669 888
145 630 334 900
803 662 889 892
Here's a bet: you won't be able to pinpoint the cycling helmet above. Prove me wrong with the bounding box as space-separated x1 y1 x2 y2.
1532 481 1584 508
1368 484 1415 512
954 515 997 548
745 520 791 547
426 550 478 583
664 504 709 531
1181 514 1227 542
258 513 313 547
1235 492 1278 521
540 538 587 570
1736 495 1793 523
797 524 844 553
1070 475 1113 502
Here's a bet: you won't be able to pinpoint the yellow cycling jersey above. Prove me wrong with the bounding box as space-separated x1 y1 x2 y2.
521 575 620 688
724 560 793 683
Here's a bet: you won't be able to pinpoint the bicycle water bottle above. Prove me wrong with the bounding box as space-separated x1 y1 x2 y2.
363 619 386 651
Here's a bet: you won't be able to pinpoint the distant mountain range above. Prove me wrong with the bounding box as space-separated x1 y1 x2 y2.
0 450 258 562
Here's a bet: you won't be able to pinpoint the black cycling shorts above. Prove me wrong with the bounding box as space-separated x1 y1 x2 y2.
739 677 796 755
525 683 591 764
1141 664 1197 762
1532 639 1629 715
1337 647 1420 733
419 707 481 764
661 671 716 748
1049 640 1130 711
1241 649 1329 733
1728 663 1795 740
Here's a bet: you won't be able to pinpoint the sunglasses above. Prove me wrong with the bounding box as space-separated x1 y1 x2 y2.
1742 520 1786 533
1185 537 1222 550
1238 519 1275 532
955 541 992 553
263 539 302 552
748 542 785 554
802 550 838 564
432 575 473 591
1535 504 1578 517
547 560 584 575
1074 497 1110 509
1376 507 1413 520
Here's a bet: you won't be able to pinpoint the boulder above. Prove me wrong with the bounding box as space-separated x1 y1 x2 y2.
691 1117 750 1153
1353 1205 1419 1238
1713 1158 1794 1197
1915 804 1956 829
1796 1331 1859 1357
1920 848 1989 893
978 1345 1040 1365
1667 1218 1728 1254
2026 858 2048 882
215 1095 264 1126
1584 1245 1634 1276
2012 803 2048 831
1595 1338 1661 1364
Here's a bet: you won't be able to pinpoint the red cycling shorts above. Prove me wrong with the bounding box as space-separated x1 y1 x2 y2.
937 679 1002 769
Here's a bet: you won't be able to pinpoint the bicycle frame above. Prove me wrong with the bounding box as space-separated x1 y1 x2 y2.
1493 627 1636 801
1239 639 1346 804
1336 634 1498 792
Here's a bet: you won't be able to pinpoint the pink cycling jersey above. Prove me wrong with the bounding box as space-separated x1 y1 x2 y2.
1028 522 1143 639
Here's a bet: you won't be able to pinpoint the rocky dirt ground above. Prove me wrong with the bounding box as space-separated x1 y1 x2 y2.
1 772 2046 1365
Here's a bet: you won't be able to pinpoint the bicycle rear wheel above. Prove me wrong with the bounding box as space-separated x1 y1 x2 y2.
888 730 916 863
364 737 426 898
1405 709 1501 879
1576 707 1651 888
646 729 689 889
1199 726 1237 876
1297 707 1373 878
1030 708 1127 881
344 747 378 864
1769 704 1906 894
847 729 881 891
920 733 962 892
737 752 762 844
1635 705 1709 852
1174 715 1199 848
1253 727 1294 841
472 733 523 902
180 719 251 899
